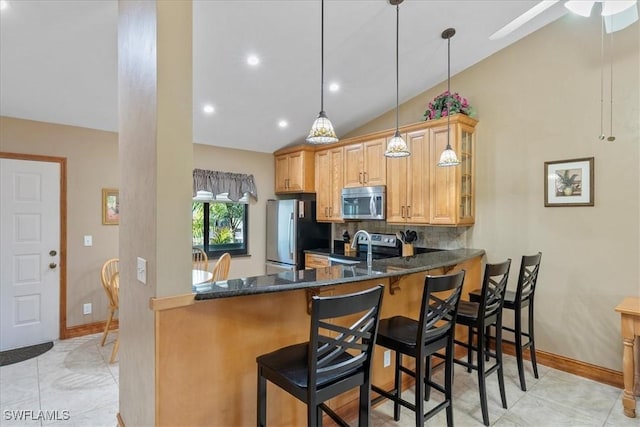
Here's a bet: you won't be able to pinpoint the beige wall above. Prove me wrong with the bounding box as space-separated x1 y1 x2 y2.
0 117 119 328
0 117 274 327
347 15 639 371
193 144 275 279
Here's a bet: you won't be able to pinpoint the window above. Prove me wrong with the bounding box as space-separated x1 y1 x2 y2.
192 200 248 257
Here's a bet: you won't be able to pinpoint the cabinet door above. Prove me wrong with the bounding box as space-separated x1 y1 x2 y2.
429 125 458 224
286 152 304 192
315 150 332 221
385 144 408 223
343 143 364 188
458 124 475 224
328 147 344 219
406 130 430 224
363 138 386 186
275 155 290 193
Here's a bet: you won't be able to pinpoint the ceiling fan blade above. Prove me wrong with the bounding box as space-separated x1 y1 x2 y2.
564 0 596 16
601 0 637 16
604 3 639 32
489 1 560 40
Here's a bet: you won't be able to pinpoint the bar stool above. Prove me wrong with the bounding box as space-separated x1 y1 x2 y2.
371 271 466 427
469 253 542 391
256 285 384 427
452 259 511 426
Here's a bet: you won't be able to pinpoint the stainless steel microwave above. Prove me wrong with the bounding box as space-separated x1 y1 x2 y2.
341 186 386 220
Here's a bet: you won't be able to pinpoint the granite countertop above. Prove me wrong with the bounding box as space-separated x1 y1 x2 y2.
193 248 484 301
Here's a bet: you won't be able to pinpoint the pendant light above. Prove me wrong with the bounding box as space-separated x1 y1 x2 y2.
437 28 460 167
385 0 410 158
306 0 338 144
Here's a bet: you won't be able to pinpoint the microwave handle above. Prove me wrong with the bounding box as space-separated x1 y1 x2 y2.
370 196 376 217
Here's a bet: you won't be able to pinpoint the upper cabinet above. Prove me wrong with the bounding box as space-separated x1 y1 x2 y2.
315 146 344 222
429 116 476 225
343 138 386 188
272 115 476 225
274 149 315 193
386 129 430 224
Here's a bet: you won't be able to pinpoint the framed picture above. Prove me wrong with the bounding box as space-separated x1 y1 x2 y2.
102 188 120 225
544 157 594 207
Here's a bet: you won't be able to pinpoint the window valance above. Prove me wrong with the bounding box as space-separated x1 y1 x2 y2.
193 169 258 202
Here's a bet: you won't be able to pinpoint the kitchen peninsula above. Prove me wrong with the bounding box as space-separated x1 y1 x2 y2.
151 249 483 426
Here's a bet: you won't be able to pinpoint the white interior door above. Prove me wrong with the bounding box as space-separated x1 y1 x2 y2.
0 158 60 351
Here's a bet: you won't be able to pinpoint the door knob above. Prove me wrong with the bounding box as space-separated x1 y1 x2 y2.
49 263 57 269
49 250 57 256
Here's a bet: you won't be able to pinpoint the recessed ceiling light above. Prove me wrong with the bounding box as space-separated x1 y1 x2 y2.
247 55 260 66
0 1 9 11
203 104 215 114
329 82 340 92
278 120 288 128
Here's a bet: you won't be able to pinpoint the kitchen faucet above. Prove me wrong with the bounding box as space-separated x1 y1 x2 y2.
351 230 372 268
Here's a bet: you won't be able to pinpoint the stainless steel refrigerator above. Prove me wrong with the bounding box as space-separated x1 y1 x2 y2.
265 199 330 274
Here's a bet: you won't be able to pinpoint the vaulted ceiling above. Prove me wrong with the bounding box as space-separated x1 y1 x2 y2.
0 1 570 153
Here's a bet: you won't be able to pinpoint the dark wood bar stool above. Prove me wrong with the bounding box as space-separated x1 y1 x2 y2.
470 252 542 391
451 260 511 426
256 285 384 427
371 271 466 427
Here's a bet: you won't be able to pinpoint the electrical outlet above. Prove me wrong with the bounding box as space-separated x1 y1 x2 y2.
137 257 147 284
83 303 92 315
383 350 391 367
83 235 92 246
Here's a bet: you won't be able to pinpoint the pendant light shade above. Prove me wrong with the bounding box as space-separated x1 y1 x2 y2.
306 0 338 144
437 28 460 167
385 0 410 158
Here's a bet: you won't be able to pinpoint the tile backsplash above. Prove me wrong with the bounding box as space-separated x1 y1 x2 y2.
332 221 470 250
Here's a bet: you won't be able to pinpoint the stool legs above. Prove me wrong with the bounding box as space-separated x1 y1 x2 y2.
257 368 266 427
393 351 402 421
529 302 539 379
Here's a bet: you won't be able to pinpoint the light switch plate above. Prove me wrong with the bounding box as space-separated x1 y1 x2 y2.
137 257 147 284
83 235 92 246
83 303 92 315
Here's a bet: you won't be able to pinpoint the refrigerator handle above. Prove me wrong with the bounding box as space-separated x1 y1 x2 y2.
289 212 294 257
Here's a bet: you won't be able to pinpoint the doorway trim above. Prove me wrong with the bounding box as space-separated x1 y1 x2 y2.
0 152 69 339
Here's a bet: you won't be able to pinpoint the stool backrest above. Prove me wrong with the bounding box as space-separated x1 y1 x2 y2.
419 270 466 342
515 252 542 302
309 285 384 393
478 259 512 318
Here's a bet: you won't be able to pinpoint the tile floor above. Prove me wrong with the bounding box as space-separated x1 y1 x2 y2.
0 333 637 426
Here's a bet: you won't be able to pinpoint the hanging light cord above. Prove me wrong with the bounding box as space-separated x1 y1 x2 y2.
599 17 605 139
446 32 452 149
320 0 325 113
395 4 400 132
608 28 615 141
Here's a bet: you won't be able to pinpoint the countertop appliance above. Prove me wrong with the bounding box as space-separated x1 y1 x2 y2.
341 185 385 220
266 199 330 274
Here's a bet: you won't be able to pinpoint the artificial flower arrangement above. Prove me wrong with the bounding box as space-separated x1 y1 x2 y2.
423 90 476 121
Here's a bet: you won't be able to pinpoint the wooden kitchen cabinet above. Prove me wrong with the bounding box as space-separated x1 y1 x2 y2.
386 129 430 224
343 138 386 188
305 253 330 269
275 148 314 193
429 115 476 225
315 146 344 222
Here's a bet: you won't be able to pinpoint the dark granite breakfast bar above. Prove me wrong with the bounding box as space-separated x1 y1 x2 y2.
193 248 485 299
153 249 485 426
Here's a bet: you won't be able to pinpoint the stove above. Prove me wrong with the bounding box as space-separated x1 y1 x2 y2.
351 233 402 259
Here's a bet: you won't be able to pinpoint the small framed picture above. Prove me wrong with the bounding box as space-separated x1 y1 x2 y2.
102 188 120 225
544 157 594 207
